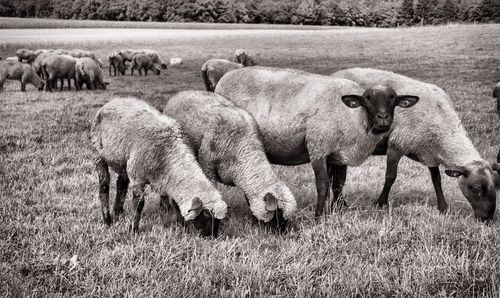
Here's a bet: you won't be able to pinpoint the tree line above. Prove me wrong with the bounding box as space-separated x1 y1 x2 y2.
1 0 499 27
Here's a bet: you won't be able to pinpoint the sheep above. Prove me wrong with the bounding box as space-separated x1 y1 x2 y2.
41 54 78 92
91 97 227 236
67 49 102 68
0 61 44 91
233 49 256 67
170 57 182 65
332 67 500 221
6 57 18 61
163 91 297 232
15 49 36 64
215 67 420 217
107 52 126 76
118 49 168 70
131 54 160 76
201 59 244 92
75 57 108 90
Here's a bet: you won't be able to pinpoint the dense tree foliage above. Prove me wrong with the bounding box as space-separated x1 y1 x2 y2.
1 0 498 26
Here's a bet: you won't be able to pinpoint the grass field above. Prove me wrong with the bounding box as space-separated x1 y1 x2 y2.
1 20 500 296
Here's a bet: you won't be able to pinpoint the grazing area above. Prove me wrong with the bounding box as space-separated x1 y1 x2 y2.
1 21 500 296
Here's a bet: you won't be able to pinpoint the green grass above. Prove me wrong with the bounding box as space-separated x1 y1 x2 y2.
1 23 500 297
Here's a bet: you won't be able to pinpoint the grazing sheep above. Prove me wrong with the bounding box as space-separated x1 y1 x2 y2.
170 57 182 65
91 97 227 236
332 67 500 221
119 49 167 69
131 54 160 76
6 57 18 61
163 91 297 232
201 59 243 92
107 52 127 76
75 57 108 90
54 49 70 55
233 49 256 67
15 49 36 64
67 49 102 68
215 67 419 216
0 61 44 91
41 54 78 92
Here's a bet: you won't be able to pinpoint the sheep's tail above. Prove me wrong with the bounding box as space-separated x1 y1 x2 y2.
200 67 212 91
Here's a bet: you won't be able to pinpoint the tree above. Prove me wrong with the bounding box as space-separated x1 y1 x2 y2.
477 0 500 22
293 0 318 25
399 0 414 25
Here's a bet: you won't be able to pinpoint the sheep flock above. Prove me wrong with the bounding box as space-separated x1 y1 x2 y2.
3 46 499 238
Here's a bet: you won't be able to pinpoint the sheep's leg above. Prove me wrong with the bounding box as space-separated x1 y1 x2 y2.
311 157 330 217
59 77 64 91
375 148 403 208
429 167 448 213
21 74 27 92
96 158 112 226
328 164 348 212
114 175 129 217
130 183 146 233
144 68 148 76
138 67 143 76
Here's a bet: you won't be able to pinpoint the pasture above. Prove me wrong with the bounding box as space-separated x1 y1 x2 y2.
1 21 500 296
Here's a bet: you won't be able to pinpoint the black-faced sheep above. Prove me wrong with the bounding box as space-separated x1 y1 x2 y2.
201 59 244 92
41 54 78 92
332 67 500 221
15 49 36 64
131 54 160 76
91 97 227 236
118 49 167 70
0 61 44 91
75 57 108 90
233 49 256 67
215 67 419 217
163 91 297 232
107 52 126 76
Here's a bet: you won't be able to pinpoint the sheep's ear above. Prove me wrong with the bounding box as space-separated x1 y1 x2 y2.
341 95 364 108
445 166 469 178
396 95 419 108
188 197 203 217
264 193 278 212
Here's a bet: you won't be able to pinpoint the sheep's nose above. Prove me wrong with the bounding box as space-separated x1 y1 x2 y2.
376 113 390 120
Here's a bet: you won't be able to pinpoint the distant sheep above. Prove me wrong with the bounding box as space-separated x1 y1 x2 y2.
233 49 256 67
332 67 500 221
0 60 44 91
107 52 126 76
41 54 78 92
68 49 102 68
170 57 182 65
91 97 227 236
75 57 108 90
16 49 36 64
131 54 160 76
6 57 17 61
216 67 419 216
201 59 243 92
163 91 297 232
118 49 167 70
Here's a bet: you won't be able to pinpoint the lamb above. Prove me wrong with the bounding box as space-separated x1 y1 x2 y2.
0 61 44 91
118 49 167 70
15 49 36 64
163 91 297 232
201 59 244 92
233 49 256 67
41 54 78 92
107 52 126 76
75 57 108 90
131 54 160 76
91 97 227 236
215 67 420 216
332 67 500 221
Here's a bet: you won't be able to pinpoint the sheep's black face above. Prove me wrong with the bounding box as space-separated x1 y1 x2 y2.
341 86 419 135
38 81 45 91
446 161 500 222
161 63 168 70
191 209 221 238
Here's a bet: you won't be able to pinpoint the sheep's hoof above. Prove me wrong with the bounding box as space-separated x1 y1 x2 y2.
103 213 112 226
373 199 388 209
437 204 448 214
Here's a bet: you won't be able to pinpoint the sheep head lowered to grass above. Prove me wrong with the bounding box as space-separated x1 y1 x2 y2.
215 66 419 217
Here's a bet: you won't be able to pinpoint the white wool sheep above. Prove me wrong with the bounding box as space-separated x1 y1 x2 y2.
91 97 227 235
118 49 167 69
41 54 78 92
201 59 243 92
131 54 161 76
163 90 297 230
169 57 182 65
0 60 44 91
75 57 107 90
332 67 500 220
15 48 35 64
215 67 419 216
108 52 127 76
6 57 18 61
